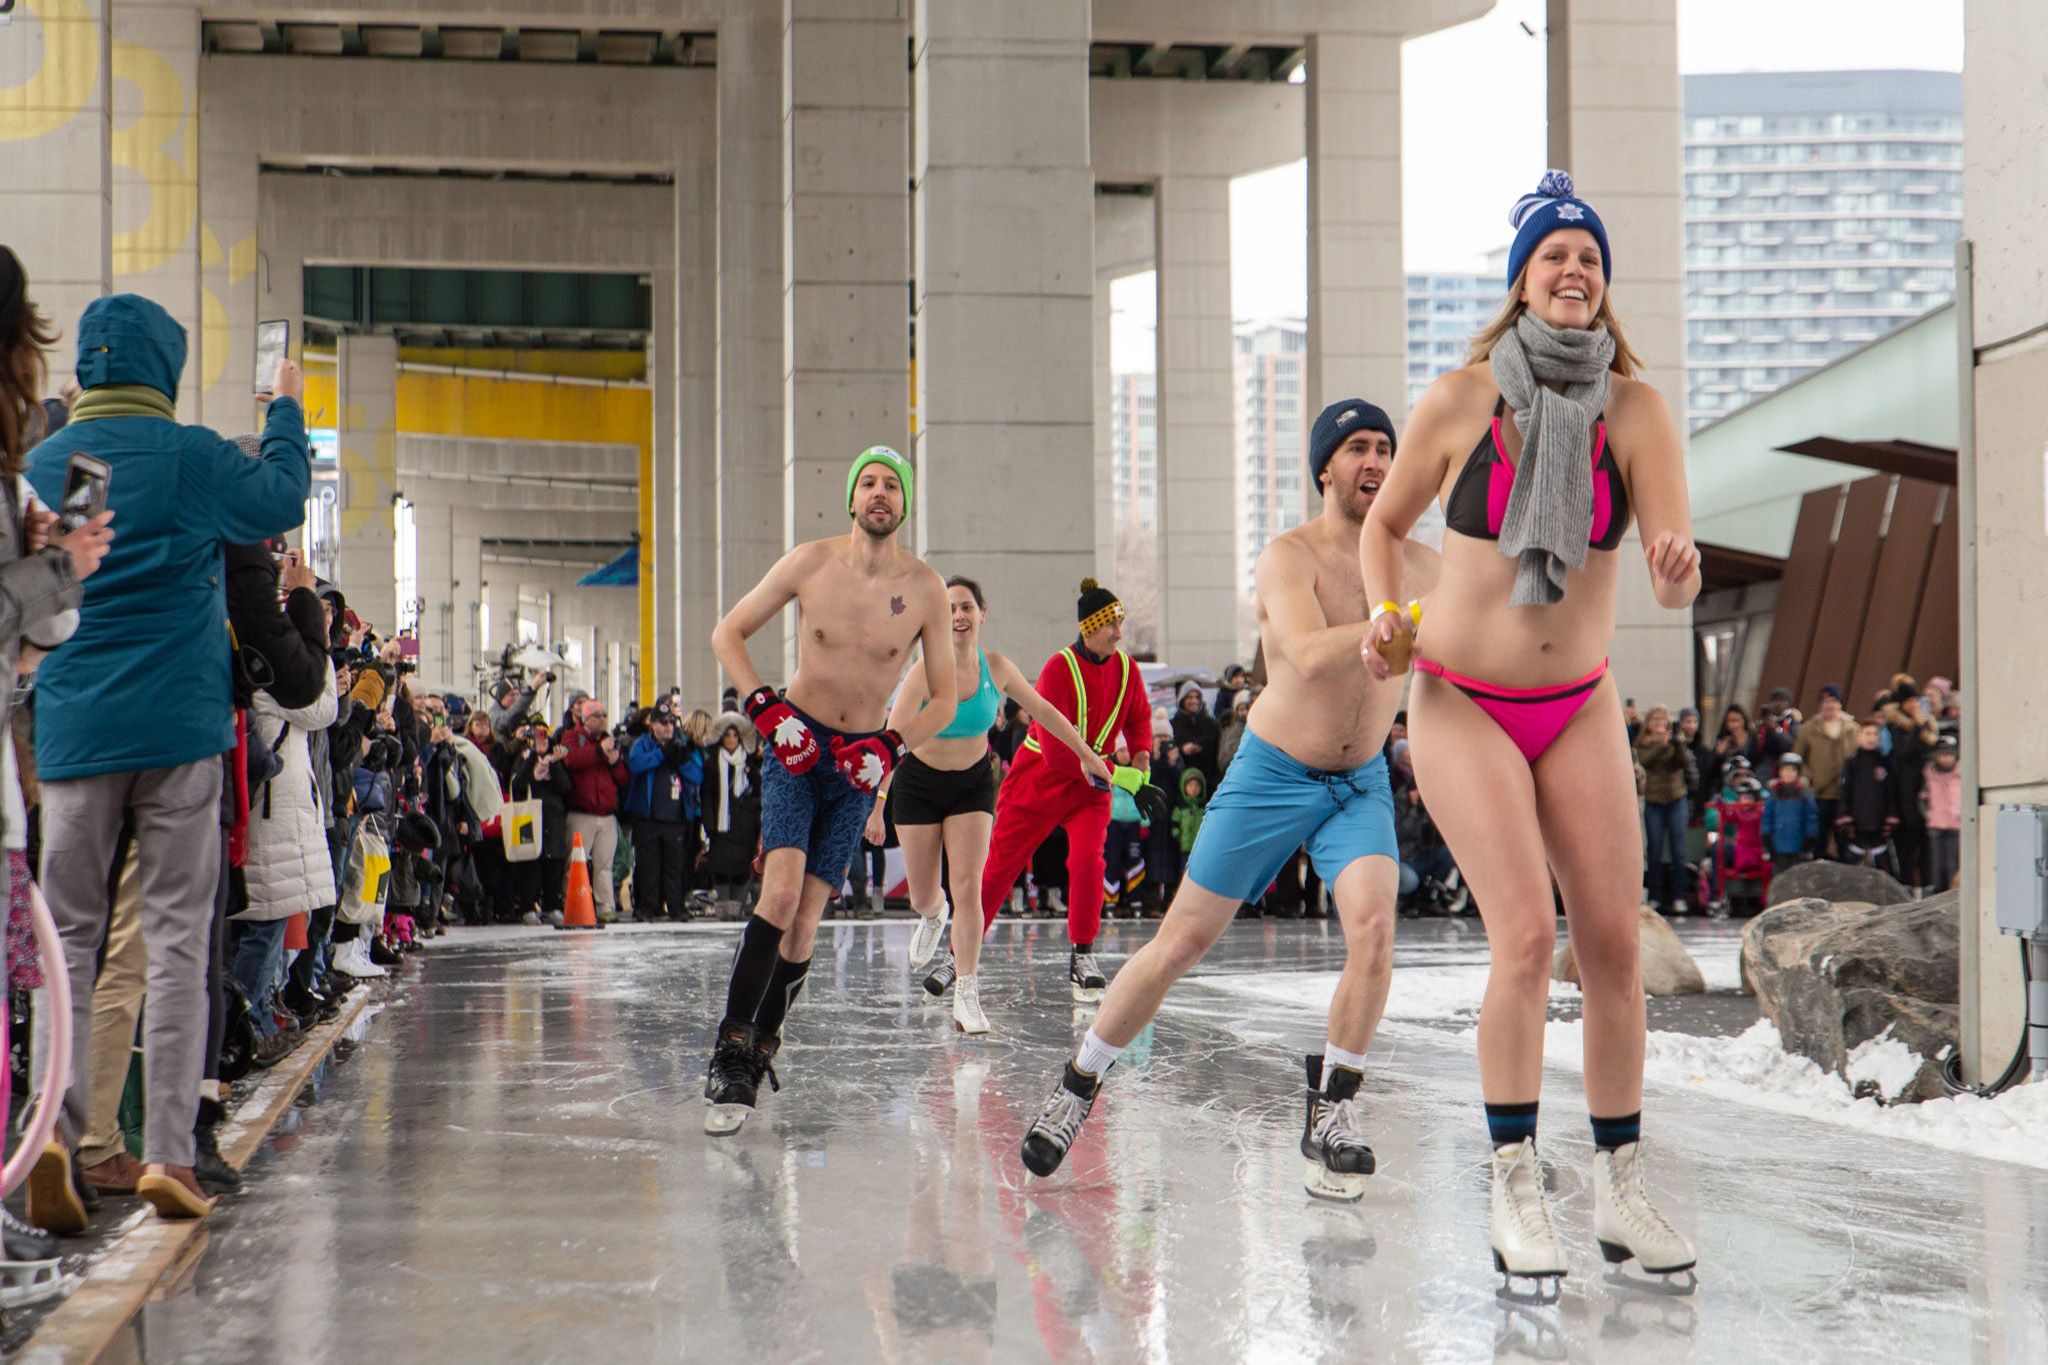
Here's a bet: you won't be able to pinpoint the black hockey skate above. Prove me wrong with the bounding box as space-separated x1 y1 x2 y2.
923 954 957 998
703 1019 779 1137
1068 946 1106 1003
1020 1062 1101 1177
1300 1055 1376 1201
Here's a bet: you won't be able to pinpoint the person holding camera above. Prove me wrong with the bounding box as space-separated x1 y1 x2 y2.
623 706 702 921
25 293 309 1228
562 697 628 922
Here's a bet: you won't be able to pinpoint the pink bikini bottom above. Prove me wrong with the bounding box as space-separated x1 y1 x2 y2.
1414 656 1609 765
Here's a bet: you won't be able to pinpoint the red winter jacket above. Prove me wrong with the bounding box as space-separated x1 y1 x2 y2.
562 726 629 816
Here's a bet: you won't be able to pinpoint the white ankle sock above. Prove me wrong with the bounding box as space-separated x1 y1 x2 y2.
1074 1029 1124 1078
1324 1042 1369 1078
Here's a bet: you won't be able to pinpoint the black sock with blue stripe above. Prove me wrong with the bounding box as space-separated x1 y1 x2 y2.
1485 1100 1540 1149
1590 1111 1641 1152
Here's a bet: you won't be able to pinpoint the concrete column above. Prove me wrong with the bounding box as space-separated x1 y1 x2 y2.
1154 175 1237 667
336 334 399 631
1960 0 2048 1079
197 57 261 430
1093 273 1116 581
783 1 911 561
0 0 113 344
1546 0 1690 707
1304 34 1405 464
650 268 680 692
1093 189 1154 585
677 154 721 703
412 500 458 690
913 0 1095 652
110 1 203 416
717 11 787 679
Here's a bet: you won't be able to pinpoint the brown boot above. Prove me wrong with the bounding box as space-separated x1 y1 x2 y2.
136 1163 218 1221
80 1150 146 1194
25 1143 88 1235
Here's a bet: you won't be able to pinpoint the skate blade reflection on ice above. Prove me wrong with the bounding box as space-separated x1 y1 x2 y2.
1494 1298 1569 1361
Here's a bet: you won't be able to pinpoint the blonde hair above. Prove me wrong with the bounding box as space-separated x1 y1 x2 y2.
1465 263 1644 379
1644 704 1672 729
682 708 714 747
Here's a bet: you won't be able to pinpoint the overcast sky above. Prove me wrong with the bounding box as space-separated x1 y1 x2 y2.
1114 0 1964 368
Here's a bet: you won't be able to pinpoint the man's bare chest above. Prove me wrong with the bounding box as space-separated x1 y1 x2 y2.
799 584 921 667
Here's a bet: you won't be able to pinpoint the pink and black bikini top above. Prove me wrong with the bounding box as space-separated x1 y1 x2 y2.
1444 397 1630 551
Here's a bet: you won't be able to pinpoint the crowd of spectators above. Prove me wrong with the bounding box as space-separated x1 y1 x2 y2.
1628 676 1964 915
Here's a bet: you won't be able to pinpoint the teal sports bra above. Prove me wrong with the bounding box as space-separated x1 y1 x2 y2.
934 649 1002 740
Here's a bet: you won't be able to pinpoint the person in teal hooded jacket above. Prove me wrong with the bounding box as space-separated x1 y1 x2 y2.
22 294 309 1229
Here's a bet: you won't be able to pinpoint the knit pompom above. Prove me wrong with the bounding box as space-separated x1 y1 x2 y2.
1079 577 1100 593
1509 169 1576 229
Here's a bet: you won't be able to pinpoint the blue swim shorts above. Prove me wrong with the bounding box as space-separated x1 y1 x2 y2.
759 703 877 890
1181 727 1397 903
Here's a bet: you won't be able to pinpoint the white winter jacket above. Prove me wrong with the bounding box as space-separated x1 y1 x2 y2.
236 664 340 922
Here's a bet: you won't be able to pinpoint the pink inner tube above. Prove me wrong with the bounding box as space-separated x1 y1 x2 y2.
2 879 72 1199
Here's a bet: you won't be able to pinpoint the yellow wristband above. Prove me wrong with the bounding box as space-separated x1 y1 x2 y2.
1374 601 1402 622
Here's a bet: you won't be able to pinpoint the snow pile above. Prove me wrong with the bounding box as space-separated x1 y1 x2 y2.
1190 964 2048 1169
1842 1027 1927 1103
1543 1017 2048 1170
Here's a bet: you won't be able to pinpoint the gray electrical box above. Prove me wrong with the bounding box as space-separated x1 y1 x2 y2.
1995 804 2048 937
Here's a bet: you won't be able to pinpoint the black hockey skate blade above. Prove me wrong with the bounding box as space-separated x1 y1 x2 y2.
1302 1157 1370 1203
704 1102 750 1137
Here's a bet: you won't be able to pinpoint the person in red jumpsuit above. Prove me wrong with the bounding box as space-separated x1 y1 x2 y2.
978 578 1153 1001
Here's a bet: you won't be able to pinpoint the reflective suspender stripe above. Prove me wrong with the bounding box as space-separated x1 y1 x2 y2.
1022 650 1135 759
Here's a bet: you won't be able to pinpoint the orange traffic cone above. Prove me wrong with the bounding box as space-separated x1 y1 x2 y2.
556 833 601 931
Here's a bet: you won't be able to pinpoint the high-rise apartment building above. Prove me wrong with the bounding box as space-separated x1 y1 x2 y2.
1233 318 1308 595
1109 370 1157 533
1405 269 1497 410
1683 70 1962 429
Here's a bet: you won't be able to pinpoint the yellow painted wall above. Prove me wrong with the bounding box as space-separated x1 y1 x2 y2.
306 362 655 706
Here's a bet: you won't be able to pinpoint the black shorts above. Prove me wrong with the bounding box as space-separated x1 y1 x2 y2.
889 752 998 825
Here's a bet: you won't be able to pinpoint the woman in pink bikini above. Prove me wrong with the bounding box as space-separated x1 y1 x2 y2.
1361 172 1701 1298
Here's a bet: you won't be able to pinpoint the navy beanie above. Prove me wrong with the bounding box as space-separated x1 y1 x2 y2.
1505 169 1611 290
1308 398 1396 491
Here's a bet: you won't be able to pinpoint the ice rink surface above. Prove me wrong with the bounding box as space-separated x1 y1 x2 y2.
131 919 2048 1363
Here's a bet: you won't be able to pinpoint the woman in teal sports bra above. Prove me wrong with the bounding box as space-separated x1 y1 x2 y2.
866 576 1111 1034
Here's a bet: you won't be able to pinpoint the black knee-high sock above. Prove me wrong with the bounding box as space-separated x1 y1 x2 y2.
722 916 784 1024
753 955 811 1042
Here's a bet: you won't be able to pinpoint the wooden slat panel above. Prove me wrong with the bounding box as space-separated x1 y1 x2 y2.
1756 486 1842 708
1848 478 1943 706
1906 496 1961 687
1798 476 1891 716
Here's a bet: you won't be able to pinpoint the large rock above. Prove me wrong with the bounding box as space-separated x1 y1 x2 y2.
1740 890 1960 1103
1767 860 1908 909
1553 905 1706 996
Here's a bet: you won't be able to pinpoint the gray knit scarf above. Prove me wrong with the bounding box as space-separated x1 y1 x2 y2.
1489 312 1617 605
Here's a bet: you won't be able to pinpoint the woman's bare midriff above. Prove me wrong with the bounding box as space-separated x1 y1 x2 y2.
1417 533 1618 687
911 734 995 772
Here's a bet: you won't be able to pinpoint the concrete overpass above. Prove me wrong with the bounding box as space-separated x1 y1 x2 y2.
3 0 1689 706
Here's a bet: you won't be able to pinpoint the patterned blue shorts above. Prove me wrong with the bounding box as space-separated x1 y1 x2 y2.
759 703 876 890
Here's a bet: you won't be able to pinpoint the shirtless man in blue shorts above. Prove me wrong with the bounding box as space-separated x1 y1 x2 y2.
1020 399 1439 1199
